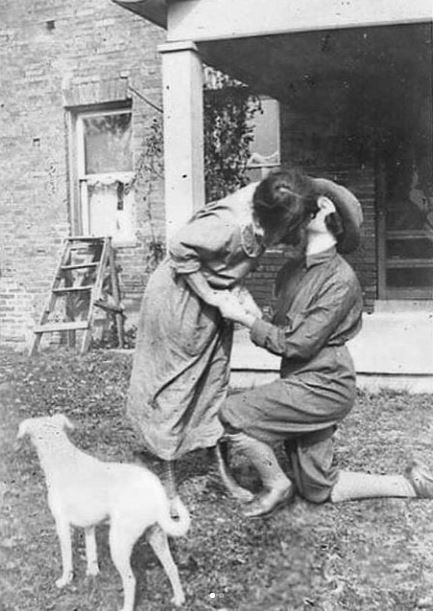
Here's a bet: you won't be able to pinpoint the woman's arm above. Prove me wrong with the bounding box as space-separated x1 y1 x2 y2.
219 278 359 361
169 207 232 276
249 281 357 360
184 271 227 307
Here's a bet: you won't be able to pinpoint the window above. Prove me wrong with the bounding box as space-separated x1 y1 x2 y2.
377 148 433 300
246 97 280 181
75 107 135 245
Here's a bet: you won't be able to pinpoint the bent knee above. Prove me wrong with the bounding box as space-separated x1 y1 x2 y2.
219 405 243 434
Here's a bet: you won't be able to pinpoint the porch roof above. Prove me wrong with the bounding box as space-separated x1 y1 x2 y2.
112 0 432 119
198 23 432 114
112 0 168 28
113 0 433 40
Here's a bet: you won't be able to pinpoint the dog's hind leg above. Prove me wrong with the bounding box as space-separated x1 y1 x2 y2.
145 525 185 607
109 519 139 611
84 526 99 577
53 517 74 588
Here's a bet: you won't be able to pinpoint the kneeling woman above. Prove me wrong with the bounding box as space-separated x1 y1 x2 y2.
217 178 433 518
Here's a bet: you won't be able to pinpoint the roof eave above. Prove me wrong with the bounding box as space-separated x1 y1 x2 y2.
111 0 168 29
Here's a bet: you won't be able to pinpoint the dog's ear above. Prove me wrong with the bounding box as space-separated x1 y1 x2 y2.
17 419 31 439
52 414 75 431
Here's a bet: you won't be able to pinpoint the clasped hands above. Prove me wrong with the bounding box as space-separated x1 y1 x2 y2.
210 286 262 328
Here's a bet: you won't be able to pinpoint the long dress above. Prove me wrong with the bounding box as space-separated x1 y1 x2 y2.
126 183 265 460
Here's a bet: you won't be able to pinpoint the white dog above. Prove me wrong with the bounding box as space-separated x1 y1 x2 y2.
17 414 190 611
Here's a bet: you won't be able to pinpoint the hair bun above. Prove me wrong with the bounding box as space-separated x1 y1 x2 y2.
277 185 291 194
273 184 303 208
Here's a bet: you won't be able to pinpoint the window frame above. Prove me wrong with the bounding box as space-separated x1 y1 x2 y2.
246 95 281 180
68 104 136 246
376 159 433 300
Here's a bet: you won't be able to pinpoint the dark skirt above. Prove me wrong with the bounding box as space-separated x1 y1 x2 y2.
220 345 356 444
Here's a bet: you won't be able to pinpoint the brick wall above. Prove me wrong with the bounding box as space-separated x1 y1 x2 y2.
0 6 382 349
0 0 165 347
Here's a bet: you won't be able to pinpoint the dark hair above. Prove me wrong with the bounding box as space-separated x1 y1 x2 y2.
325 209 344 240
253 168 317 245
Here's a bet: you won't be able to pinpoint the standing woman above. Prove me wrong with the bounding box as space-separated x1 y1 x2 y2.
126 169 316 498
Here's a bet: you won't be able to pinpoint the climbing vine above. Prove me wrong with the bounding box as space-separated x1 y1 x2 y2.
128 117 166 270
132 70 261 269
204 71 261 202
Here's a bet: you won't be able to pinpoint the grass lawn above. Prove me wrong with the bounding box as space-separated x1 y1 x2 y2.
1 348 433 611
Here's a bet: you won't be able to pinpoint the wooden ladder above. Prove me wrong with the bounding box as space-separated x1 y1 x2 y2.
29 236 124 356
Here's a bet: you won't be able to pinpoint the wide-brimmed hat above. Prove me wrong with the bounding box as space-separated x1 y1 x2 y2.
310 177 363 254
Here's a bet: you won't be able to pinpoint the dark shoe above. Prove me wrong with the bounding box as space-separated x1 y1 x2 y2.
406 459 433 498
242 483 295 519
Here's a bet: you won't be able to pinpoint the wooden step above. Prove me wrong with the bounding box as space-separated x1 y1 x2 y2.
34 321 89 333
66 236 105 242
52 286 93 294
61 263 99 271
94 299 124 314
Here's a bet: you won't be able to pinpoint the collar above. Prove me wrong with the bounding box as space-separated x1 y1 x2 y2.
305 246 337 269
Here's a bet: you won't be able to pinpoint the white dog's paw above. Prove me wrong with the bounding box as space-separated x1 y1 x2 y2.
56 572 73 588
86 563 100 577
171 592 186 606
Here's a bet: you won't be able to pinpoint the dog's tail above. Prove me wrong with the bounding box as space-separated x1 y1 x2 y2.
157 495 191 538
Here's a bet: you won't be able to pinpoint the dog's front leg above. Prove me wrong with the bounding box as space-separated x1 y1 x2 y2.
54 517 74 588
84 526 99 577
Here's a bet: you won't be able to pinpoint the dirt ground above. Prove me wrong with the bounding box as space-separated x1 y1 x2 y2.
1 348 433 611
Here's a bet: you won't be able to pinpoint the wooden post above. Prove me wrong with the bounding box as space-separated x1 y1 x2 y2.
158 41 205 241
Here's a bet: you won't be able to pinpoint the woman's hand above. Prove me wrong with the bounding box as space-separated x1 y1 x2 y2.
184 272 258 328
230 286 263 319
205 289 231 308
217 292 256 328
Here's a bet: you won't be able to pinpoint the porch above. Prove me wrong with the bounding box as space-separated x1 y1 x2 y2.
114 0 433 391
231 305 433 393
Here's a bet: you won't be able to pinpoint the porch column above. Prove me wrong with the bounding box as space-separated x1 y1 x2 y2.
158 41 205 240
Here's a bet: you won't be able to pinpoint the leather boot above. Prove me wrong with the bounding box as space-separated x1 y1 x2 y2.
226 432 294 518
214 441 255 503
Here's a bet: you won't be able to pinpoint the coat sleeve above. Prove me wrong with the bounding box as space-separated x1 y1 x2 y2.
250 277 358 360
168 208 234 274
